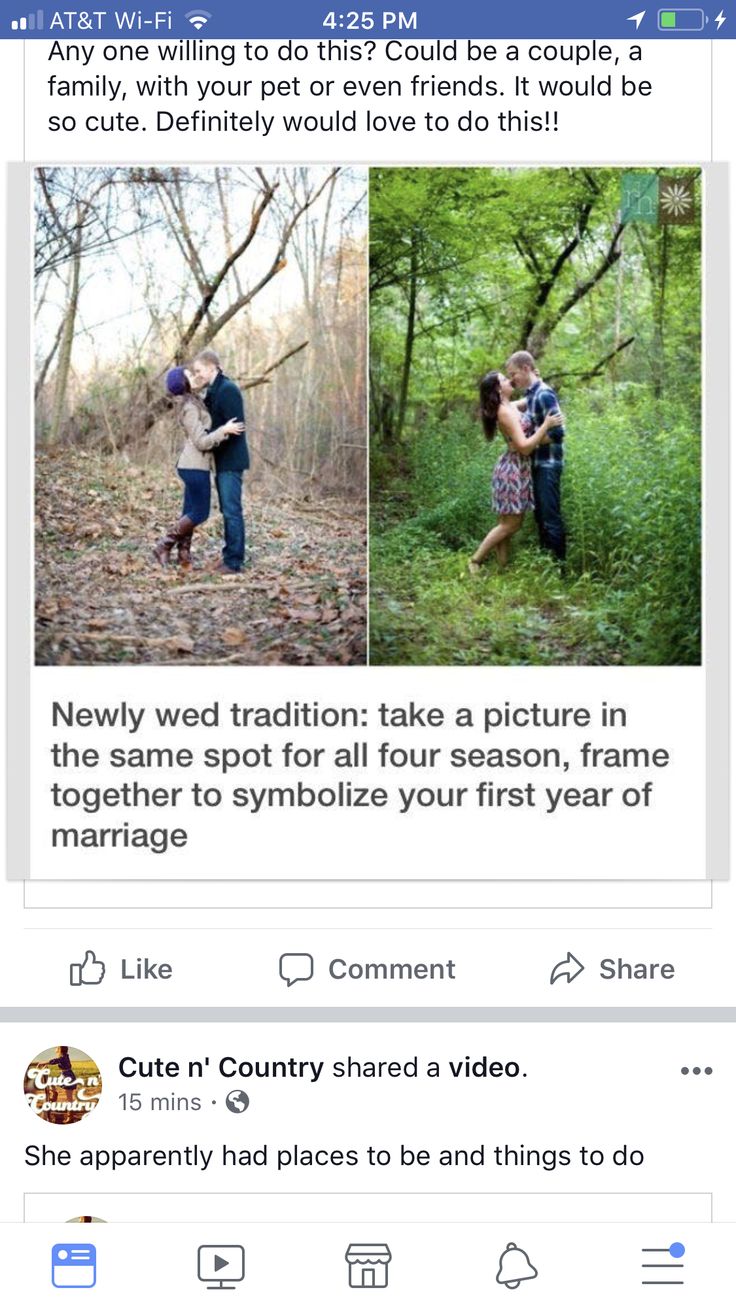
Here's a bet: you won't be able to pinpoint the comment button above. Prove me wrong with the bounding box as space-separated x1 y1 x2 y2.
279 953 315 988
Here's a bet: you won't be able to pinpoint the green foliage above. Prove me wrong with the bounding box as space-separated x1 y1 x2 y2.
372 390 700 665
370 166 701 666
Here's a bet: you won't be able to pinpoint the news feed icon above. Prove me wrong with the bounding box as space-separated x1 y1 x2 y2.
51 1244 96 1289
10 8 43 29
197 1245 245 1290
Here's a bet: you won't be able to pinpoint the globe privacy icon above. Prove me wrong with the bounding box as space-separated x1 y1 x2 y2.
225 1089 250 1114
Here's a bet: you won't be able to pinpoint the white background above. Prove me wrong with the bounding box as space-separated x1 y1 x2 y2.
1 31 736 1305
22 38 712 162
30 665 706 881
0 1018 732 1304
1 36 723 895
0 32 732 988
2 1220 734 1306
3 1019 733 1221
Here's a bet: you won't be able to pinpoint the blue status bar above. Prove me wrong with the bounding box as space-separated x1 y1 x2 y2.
0 2 730 39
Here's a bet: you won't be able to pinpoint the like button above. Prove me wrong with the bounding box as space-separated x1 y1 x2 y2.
70 950 106 986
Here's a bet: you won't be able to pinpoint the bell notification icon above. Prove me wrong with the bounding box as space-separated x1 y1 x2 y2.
496 1242 538 1289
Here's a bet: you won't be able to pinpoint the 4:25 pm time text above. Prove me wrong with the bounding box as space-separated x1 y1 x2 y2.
323 11 418 29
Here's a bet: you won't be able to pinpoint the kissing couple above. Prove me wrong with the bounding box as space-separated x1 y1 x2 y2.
469 350 567 574
154 348 249 575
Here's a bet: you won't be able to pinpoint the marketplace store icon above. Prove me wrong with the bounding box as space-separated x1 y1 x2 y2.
621 172 695 224
346 1243 392 1289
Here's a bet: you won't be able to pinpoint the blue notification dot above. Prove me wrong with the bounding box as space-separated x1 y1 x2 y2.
669 1243 686 1259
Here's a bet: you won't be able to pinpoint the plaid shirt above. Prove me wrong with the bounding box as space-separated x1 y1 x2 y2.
527 379 565 466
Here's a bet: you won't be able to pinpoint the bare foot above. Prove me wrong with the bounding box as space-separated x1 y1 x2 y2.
468 559 481 576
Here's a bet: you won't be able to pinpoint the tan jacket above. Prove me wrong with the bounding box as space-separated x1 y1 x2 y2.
175 395 229 472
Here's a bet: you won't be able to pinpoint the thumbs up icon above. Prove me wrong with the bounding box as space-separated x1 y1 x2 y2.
70 951 106 986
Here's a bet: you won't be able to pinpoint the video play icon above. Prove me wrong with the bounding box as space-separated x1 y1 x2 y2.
197 1245 245 1290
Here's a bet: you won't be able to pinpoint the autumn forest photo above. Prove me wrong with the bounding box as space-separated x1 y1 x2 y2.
35 165 367 666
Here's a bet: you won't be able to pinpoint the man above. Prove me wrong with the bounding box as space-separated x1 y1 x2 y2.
506 350 566 562
192 348 249 574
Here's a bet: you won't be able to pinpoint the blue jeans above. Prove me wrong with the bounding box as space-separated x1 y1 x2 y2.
215 469 245 570
177 469 211 526
532 460 566 561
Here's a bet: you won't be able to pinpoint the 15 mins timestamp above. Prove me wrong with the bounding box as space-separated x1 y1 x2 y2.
323 10 418 28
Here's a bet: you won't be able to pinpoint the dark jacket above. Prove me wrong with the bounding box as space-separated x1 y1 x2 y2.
204 370 249 472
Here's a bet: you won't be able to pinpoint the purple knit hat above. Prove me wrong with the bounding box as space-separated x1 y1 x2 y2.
166 366 188 396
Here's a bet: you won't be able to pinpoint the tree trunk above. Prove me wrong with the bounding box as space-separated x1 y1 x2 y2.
35 313 65 400
47 220 82 445
652 224 669 400
611 228 624 388
395 234 418 445
528 221 625 358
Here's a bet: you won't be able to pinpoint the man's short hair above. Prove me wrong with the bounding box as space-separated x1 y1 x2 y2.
194 348 221 369
506 350 536 372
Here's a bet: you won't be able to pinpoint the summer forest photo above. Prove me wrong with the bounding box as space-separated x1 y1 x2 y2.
369 166 701 666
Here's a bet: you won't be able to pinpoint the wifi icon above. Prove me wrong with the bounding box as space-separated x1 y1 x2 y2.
185 8 212 29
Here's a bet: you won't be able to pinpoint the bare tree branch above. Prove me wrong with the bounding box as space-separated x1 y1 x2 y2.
548 335 636 385
529 221 626 355
239 339 309 389
192 167 341 352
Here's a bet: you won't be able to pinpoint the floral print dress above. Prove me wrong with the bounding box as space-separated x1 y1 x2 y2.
491 412 535 515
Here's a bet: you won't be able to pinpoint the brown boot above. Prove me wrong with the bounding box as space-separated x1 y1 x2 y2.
153 516 195 568
177 525 195 570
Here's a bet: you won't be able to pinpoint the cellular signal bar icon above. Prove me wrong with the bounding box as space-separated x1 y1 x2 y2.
11 8 44 28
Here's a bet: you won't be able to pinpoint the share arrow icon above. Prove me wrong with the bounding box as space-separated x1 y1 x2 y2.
550 952 585 985
628 10 646 28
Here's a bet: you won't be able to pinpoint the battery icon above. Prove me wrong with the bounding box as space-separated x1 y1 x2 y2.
658 7 706 28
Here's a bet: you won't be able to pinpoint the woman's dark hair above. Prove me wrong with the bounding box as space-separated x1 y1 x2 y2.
479 370 503 441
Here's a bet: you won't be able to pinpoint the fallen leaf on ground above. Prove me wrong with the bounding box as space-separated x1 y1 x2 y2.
35 448 367 667
222 627 247 646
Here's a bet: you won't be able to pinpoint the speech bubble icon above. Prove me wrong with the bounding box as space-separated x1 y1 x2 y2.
279 953 314 987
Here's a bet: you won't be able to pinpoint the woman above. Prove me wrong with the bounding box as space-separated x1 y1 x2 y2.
468 370 564 573
153 366 245 570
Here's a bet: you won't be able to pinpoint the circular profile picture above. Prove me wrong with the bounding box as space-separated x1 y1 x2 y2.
24 1046 102 1125
67 1217 106 1224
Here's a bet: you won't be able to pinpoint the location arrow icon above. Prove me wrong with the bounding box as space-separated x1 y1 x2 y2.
550 952 585 985
628 10 646 29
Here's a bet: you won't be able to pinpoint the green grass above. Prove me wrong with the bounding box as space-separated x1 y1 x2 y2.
370 390 701 667
371 529 629 666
